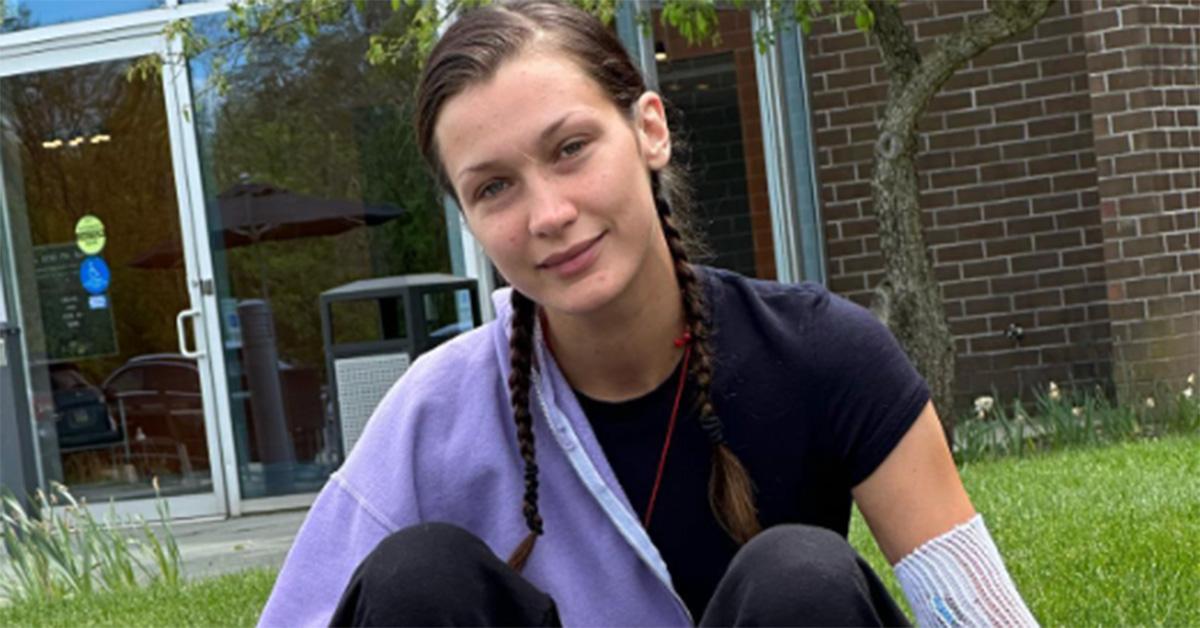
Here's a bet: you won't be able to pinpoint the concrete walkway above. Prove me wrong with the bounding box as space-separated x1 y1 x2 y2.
171 509 307 580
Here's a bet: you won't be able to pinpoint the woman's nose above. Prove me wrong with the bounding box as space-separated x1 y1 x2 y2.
527 178 578 237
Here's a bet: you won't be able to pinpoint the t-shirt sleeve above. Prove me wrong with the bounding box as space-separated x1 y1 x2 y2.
805 288 931 487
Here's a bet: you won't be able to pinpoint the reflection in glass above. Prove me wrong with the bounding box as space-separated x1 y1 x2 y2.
0 59 210 502
653 7 776 280
424 289 474 350
188 4 456 499
1 0 162 33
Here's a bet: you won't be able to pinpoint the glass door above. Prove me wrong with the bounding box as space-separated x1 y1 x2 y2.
183 5 460 509
0 38 227 519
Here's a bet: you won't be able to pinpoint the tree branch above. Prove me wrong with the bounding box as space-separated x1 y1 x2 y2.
886 0 1055 130
867 0 921 88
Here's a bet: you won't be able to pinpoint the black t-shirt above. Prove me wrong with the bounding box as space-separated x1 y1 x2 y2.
577 267 930 621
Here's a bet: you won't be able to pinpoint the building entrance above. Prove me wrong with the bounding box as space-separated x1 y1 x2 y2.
0 46 228 519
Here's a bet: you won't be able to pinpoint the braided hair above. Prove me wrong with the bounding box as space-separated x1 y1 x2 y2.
654 173 761 546
415 0 761 571
505 290 542 570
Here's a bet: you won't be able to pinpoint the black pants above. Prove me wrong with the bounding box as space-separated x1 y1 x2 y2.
331 523 909 627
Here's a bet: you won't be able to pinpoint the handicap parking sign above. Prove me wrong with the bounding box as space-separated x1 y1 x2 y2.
79 256 111 296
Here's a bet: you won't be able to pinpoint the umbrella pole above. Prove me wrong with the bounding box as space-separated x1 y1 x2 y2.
254 232 270 301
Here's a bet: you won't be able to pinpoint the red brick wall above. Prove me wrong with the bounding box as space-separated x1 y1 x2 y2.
805 1 1116 409
1081 0 1200 389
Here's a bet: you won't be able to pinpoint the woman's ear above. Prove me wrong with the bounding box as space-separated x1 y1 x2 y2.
635 91 671 170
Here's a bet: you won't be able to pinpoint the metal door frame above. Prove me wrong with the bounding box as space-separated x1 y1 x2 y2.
0 0 234 521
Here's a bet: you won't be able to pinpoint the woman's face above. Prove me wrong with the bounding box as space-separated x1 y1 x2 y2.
434 47 671 317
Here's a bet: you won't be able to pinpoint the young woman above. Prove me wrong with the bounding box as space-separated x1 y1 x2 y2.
260 1 1036 626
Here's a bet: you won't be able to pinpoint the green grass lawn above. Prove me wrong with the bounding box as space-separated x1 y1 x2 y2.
2 435 1196 626
0 568 277 627
850 434 1200 626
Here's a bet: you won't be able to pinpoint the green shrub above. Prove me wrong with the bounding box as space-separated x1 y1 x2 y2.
956 373 1198 463
0 480 184 604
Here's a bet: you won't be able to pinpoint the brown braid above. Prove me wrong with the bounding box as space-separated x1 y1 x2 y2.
656 187 763 546
506 289 542 570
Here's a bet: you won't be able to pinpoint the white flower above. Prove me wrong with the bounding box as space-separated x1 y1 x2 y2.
1048 381 1061 401
1188 373 1195 386
1072 406 1083 417
1144 397 1156 409
1183 387 1194 399
974 396 993 420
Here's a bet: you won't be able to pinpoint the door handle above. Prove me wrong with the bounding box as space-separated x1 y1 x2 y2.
176 308 204 359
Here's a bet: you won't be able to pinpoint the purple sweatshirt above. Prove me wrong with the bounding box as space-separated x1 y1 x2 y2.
259 287 693 627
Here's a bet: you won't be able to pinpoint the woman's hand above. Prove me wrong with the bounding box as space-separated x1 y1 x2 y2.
851 401 976 564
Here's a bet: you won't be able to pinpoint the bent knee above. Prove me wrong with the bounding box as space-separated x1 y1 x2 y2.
725 525 868 605
357 522 493 590
738 524 860 579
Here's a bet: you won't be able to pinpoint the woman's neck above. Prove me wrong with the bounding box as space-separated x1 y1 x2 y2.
541 246 687 402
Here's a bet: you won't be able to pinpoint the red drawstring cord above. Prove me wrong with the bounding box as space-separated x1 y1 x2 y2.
643 332 692 530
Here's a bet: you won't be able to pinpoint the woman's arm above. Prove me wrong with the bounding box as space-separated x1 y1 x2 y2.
852 401 1038 626
851 401 974 563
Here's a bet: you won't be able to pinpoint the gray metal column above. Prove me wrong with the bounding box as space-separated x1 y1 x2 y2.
781 24 828 285
0 323 37 506
616 0 659 91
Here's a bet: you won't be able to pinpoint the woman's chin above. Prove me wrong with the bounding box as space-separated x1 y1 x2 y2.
528 271 625 318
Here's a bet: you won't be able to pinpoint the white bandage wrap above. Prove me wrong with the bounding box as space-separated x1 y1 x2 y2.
894 514 1037 627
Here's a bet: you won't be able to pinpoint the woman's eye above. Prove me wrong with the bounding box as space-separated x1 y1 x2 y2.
560 139 588 159
476 179 508 200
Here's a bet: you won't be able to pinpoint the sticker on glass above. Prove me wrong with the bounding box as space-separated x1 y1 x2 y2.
75 214 106 255
79 256 111 296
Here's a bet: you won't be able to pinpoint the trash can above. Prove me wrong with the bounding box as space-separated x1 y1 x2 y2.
0 323 39 507
320 274 481 457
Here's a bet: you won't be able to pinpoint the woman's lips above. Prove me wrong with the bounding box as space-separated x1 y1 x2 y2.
538 232 605 278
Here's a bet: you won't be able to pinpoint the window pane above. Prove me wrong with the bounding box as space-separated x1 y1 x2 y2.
1 58 213 502
187 5 458 499
1 0 162 33
653 7 776 280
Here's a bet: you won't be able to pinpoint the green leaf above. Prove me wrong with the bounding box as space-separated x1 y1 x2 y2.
854 6 874 32
854 9 869 31
660 0 720 46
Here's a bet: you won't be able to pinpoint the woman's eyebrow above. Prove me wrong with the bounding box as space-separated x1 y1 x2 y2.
537 111 578 145
455 111 589 181
457 159 503 181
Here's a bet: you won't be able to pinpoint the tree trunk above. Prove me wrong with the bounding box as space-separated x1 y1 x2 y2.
870 125 957 441
865 0 1055 443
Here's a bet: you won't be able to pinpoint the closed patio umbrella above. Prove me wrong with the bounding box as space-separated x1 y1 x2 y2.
129 181 405 271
